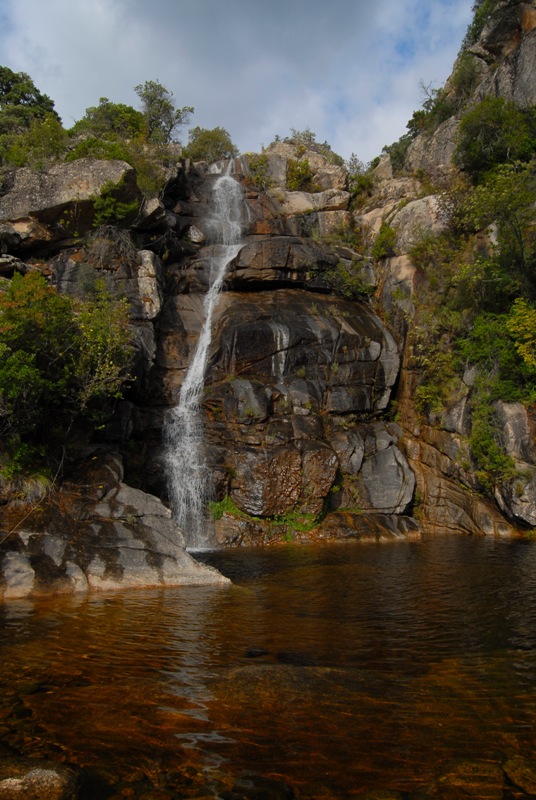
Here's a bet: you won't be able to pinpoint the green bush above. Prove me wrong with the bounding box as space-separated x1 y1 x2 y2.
286 158 314 191
460 0 500 51
372 223 397 260
0 272 133 474
183 126 238 164
455 97 536 181
70 97 144 140
244 152 273 190
92 180 139 227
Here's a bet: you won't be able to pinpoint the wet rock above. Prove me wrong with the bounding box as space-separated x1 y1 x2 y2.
0 764 77 800
434 760 504 799
222 773 295 800
503 754 536 795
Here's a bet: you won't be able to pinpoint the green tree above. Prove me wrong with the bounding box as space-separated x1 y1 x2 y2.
183 126 238 163
71 97 144 140
506 298 536 371
0 66 59 134
455 97 536 180
0 272 133 474
2 113 67 168
134 80 193 143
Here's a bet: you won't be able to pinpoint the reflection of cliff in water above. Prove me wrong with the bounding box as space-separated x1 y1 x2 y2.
2 537 536 797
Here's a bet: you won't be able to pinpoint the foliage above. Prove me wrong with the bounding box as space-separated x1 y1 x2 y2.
286 158 314 191
1 113 67 169
281 127 344 166
326 260 375 300
468 373 516 491
506 298 536 371
183 126 238 164
74 279 133 410
452 161 536 289
460 0 500 51
66 136 130 163
0 66 59 136
345 153 376 200
406 85 455 138
70 97 144 140
134 80 193 144
0 272 133 474
244 152 273 190
371 223 397 260
92 180 139 227
455 97 536 181
382 133 414 175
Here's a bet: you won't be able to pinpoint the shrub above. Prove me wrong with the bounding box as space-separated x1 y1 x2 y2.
92 180 139 227
0 272 133 474
455 97 536 181
372 223 397 260
286 158 314 191
70 97 144 140
183 126 238 164
244 152 273 190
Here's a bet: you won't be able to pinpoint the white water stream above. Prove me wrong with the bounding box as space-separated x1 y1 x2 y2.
165 166 246 548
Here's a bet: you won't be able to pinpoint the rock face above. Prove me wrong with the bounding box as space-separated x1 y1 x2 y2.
0 452 229 600
0 159 139 252
1 0 536 594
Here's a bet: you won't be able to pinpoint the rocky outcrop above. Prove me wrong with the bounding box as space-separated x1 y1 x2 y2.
0 159 139 252
2 0 536 588
0 452 228 600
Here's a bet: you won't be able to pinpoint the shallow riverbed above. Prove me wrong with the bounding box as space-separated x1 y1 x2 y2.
1 535 536 798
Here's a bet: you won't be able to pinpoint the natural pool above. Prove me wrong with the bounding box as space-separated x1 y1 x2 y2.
1 535 536 798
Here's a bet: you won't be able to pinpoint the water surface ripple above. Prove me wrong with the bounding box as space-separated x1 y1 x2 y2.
1 536 536 798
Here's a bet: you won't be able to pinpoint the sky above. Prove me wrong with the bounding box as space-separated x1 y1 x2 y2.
0 0 473 163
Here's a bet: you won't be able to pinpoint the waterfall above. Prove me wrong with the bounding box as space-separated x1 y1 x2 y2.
165 165 246 549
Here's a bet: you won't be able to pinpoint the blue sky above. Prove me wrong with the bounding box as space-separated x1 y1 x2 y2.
0 0 473 162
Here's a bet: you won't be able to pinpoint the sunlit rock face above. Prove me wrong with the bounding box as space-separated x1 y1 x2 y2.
0 453 229 600
127 157 417 545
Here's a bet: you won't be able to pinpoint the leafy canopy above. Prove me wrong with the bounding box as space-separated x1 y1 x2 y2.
71 97 144 140
0 272 133 474
134 79 193 143
0 66 59 134
183 126 238 164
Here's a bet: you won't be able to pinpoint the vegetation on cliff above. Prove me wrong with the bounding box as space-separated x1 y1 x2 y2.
0 272 133 477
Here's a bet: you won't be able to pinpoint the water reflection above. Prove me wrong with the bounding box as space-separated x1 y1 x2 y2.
1 536 536 797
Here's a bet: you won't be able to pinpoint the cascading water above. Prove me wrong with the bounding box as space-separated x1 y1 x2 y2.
164 164 246 549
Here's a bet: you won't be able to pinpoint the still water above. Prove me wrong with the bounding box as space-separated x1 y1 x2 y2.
1 536 536 798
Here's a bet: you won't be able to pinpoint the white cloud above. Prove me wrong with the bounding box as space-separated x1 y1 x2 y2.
0 0 472 161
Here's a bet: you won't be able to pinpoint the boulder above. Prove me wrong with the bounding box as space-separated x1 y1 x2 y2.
404 117 460 173
0 453 228 600
390 194 447 254
0 159 139 252
0 765 77 800
276 188 350 216
136 250 164 320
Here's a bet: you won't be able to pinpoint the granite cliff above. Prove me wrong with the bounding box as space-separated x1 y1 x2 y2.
0 0 535 598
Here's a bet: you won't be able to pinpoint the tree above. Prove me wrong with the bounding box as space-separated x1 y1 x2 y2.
0 66 59 135
71 97 144 140
0 272 133 474
455 97 536 180
134 80 193 143
183 126 238 164
2 113 67 168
